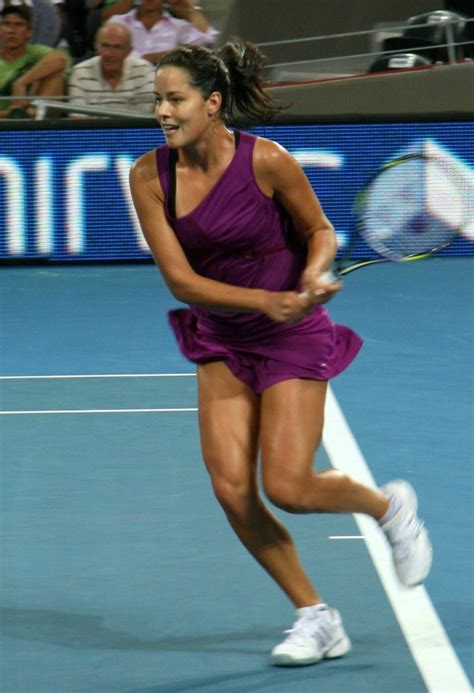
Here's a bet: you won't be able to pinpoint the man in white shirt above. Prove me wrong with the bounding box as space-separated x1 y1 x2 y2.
68 22 155 115
105 0 219 65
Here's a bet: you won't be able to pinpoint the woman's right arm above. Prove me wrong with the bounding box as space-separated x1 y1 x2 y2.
129 152 310 323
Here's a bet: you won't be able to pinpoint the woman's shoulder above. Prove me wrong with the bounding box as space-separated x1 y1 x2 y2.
131 148 157 179
252 134 294 177
130 148 164 200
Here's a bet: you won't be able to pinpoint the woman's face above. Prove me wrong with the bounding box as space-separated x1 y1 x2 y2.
154 66 218 148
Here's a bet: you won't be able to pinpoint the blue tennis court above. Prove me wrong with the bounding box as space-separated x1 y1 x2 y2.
1 260 472 692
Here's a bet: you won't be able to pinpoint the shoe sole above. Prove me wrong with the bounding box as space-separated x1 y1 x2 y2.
271 635 352 667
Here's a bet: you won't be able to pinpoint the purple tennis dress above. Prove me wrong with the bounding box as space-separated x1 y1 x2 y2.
156 131 362 394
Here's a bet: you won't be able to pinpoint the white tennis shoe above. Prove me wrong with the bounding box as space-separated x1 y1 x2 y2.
381 480 433 587
270 605 351 666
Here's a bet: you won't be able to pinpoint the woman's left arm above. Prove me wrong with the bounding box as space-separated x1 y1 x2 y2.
253 138 341 301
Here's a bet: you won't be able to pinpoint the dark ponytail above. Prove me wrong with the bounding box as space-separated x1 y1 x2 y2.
217 38 282 123
157 38 282 124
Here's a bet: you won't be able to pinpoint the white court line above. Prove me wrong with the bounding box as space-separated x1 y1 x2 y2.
323 385 472 693
0 373 196 380
0 408 198 415
0 373 198 415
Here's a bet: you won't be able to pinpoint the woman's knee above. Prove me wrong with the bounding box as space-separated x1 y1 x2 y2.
262 472 311 513
210 473 258 525
263 468 354 513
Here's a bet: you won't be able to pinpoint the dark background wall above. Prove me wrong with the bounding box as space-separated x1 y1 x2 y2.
267 63 474 118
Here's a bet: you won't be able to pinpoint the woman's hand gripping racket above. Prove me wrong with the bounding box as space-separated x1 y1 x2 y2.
310 152 471 290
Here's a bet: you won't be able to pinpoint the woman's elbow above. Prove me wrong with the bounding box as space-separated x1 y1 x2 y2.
327 225 338 253
162 273 196 303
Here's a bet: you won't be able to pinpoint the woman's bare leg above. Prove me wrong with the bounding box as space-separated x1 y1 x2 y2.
197 361 321 607
260 379 389 518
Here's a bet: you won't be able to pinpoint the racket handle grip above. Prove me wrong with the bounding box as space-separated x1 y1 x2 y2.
319 269 338 283
299 269 339 299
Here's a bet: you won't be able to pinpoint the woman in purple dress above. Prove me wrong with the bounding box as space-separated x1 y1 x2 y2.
130 40 432 667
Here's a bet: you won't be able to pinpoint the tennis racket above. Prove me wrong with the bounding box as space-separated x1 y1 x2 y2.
318 152 471 284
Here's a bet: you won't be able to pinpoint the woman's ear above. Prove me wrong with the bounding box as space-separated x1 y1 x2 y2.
207 91 222 117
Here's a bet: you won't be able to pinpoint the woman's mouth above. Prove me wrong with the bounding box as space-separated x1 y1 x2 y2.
162 124 179 135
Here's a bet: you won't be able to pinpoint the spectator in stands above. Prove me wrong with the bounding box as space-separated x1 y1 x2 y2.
104 0 219 65
68 22 155 115
0 0 62 46
0 4 68 118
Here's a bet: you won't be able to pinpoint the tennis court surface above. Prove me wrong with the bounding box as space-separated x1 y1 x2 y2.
1 261 472 692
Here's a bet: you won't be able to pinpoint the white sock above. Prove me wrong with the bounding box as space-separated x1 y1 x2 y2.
311 603 329 612
298 603 329 617
379 492 401 526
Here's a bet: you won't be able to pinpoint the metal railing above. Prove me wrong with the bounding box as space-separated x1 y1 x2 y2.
258 16 473 82
267 38 473 73
31 99 154 120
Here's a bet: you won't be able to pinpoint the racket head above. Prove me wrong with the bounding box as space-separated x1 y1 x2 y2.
354 153 471 262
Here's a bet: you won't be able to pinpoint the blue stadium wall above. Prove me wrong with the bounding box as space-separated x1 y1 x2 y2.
0 118 473 262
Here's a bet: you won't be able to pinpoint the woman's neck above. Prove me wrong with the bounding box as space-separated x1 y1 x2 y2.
178 126 235 171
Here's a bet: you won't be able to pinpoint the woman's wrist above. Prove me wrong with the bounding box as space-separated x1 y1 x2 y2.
253 289 271 314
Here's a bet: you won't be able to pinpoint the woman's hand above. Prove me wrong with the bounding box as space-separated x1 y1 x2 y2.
261 291 315 324
300 267 342 305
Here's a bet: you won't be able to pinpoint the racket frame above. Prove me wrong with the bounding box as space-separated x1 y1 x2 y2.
330 152 468 279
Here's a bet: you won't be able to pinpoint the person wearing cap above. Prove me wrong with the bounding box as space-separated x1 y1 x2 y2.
0 4 69 117
0 0 62 46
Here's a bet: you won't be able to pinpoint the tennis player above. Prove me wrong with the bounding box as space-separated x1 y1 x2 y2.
130 40 432 667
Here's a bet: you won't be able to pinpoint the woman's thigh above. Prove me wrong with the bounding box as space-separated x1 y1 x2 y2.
197 361 260 491
260 378 328 481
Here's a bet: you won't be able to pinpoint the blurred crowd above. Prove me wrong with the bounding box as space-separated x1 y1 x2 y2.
3 1 472 120
0 0 219 118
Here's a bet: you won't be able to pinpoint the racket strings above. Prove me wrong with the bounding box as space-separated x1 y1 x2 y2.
358 158 469 261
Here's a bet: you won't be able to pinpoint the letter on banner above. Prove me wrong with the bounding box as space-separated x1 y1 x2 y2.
0 156 25 256
35 158 54 255
115 155 150 253
66 155 109 254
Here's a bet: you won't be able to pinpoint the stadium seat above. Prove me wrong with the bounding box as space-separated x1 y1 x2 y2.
381 10 468 63
368 52 432 74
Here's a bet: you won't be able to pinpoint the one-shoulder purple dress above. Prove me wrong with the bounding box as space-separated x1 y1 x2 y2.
156 131 362 394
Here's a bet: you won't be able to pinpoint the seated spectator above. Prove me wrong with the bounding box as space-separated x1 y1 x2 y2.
0 4 68 118
104 0 219 65
0 0 62 47
68 22 155 115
